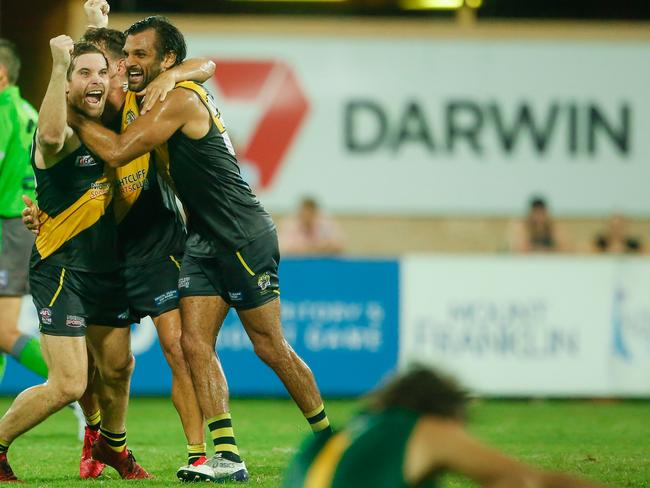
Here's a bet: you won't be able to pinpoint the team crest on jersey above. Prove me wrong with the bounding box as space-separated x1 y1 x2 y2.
257 272 271 291
39 308 52 325
125 110 137 125
75 154 97 167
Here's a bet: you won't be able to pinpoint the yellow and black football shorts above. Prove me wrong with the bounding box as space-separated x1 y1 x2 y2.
30 262 131 337
178 231 280 310
122 254 182 322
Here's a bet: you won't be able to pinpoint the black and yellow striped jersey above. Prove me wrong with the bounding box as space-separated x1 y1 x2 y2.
115 91 186 265
30 140 119 272
162 81 275 255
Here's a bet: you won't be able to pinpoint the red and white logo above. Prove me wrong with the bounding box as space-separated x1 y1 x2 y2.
212 60 309 190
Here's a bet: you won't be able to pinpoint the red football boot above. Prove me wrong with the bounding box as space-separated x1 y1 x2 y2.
80 427 105 479
0 452 19 482
91 436 153 480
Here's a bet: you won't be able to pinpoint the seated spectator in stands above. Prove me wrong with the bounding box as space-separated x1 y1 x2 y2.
279 197 344 256
593 214 642 254
508 196 571 253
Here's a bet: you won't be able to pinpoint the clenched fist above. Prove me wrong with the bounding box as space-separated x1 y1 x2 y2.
50 35 74 68
84 0 110 28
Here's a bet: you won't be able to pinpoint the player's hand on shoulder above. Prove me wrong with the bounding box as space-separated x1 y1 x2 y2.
21 195 41 236
138 70 175 115
84 0 110 28
50 35 74 68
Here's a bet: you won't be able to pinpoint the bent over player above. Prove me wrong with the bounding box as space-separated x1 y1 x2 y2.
284 367 610 488
69 16 332 483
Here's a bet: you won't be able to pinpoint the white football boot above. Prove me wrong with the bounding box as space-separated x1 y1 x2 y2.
176 453 249 483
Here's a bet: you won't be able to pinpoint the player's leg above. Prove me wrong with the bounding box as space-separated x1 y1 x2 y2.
78 354 104 479
238 299 331 436
0 354 5 385
125 255 206 466
153 308 205 464
0 295 48 380
85 325 133 436
232 231 331 435
81 268 151 480
85 324 150 479
179 295 230 422
179 294 249 482
0 218 47 378
0 334 87 481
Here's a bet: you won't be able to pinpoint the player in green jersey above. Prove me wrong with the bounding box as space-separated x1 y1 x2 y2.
284 367 609 488
0 39 47 384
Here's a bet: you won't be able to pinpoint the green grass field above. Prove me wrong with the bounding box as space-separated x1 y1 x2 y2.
0 397 648 487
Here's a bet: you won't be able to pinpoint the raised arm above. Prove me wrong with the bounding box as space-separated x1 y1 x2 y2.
36 35 76 167
69 87 194 167
139 58 216 114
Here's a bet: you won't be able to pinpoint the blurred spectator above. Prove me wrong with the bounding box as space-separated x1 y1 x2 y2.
279 197 344 256
593 214 642 254
507 196 571 253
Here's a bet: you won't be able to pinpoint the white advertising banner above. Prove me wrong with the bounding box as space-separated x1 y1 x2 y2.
186 35 650 216
400 256 650 396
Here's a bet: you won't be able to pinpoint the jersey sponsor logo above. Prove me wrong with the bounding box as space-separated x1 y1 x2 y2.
0 270 7 288
66 314 86 328
75 154 98 167
117 168 150 194
228 291 243 302
257 271 271 291
125 110 136 126
212 60 309 189
90 181 112 198
178 277 191 289
39 307 52 325
154 289 179 306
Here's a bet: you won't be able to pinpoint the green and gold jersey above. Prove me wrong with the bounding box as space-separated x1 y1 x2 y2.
0 86 38 218
114 92 186 265
161 81 275 255
284 408 436 488
30 140 119 272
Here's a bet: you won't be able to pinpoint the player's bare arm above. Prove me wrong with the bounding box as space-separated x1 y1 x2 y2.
69 87 206 167
410 418 608 488
140 58 216 114
36 35 77 168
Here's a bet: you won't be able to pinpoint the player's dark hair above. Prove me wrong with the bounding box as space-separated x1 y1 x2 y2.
529 195 547 210
81 27 126 61
301 196 319 211
67 42 108 80
366 366 468 420
125 15 186 66
0 39 21 84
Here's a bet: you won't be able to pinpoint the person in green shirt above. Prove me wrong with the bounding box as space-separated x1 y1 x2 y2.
284 367 610 488
0 39 50 389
